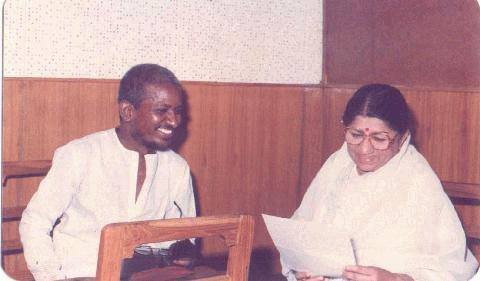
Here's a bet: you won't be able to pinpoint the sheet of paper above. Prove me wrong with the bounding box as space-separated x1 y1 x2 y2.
263 214 356 278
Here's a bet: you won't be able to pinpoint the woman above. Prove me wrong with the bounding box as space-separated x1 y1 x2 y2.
284 84 478 281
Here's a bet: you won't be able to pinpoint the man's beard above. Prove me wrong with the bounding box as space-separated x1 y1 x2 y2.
143 137 173 152
131 129 174 153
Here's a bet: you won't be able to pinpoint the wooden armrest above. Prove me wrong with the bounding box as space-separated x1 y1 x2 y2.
192 277 229 281
6 270 34 281
1 239 23 252
443 181 480 201
2 160 52 183
465 228 480 241
2 206 27 220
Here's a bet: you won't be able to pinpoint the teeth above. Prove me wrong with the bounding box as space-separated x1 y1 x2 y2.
157 128 173 135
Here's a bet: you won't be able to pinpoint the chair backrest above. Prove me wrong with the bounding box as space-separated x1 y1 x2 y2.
2 160 52 185
442 181 480 260
2 160 52 224
96 215 255 281
1 160 51 280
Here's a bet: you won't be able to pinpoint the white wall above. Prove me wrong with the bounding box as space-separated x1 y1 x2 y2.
4 0 323 84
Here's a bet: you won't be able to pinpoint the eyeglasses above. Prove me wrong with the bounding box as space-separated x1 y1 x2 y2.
134 245 172 256
134 201 184 257
344 127 396 150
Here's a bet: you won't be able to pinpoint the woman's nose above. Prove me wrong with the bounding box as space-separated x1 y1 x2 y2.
359 136 374 153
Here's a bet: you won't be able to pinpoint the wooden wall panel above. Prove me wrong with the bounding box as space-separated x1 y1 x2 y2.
2 80 24 160
19 79 119 160
403 89 480 184
300 85 480 266
2 79 306 275
179 83 304 252
2 78 121 277
300 86 480 190
3 78 120 242
2 78 479 276
2 81 29 274
324 1 374 83
3 78 119 160
299 87 352 198
324 0 480 89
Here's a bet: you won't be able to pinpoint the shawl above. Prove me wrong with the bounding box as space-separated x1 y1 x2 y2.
285 135 478 281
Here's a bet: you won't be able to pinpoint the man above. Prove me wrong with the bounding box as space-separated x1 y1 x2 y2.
19 64 196 280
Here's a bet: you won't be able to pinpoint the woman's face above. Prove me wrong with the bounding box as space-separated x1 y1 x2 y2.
346 116 406 174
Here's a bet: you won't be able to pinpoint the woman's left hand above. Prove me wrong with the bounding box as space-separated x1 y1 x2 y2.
342 265 413 281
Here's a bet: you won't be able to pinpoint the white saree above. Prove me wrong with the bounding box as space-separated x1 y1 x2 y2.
283 136 478 281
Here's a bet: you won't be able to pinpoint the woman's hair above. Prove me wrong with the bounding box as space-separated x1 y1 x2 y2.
118 63 184 108
342 84 416 138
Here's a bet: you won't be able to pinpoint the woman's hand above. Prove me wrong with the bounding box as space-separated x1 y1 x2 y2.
342 265 413 281
294 271 326 280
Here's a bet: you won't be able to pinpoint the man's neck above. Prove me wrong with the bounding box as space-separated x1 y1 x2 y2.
115 126 154 156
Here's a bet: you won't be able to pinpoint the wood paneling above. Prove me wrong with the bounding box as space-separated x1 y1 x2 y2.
2 79 306 275
179 83 304 254
299 86 352 198
2 78 121 278
3 78 119 161
2 80 24 160
300 84 480 265
404 89 480 183
300 86 480 194
443 181 480 260
324 0 480 89
2 78 479 277
21 79 119 160
324 1 374 83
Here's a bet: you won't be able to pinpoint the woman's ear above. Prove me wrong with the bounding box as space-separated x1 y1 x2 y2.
119 101 135 122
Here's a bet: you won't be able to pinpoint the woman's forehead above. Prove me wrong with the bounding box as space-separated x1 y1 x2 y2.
349 116 394 132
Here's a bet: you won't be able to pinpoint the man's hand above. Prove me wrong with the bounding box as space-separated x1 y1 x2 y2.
169 239 198 269
172 257 194 267
342 265 414 281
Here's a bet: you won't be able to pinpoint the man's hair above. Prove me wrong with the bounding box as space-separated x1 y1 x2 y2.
118 64 184 107
342 84 416 138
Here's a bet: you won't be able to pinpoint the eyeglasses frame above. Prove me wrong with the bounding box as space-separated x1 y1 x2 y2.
344 127 397 150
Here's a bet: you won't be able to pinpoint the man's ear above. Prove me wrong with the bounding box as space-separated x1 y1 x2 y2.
119 101 135 122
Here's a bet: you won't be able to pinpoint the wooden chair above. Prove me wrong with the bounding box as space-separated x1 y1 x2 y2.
2 160 52 251
96 215 255 281
1 160 52 280
442 181 480 260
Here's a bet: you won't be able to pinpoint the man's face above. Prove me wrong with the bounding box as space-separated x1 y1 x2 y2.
130 83 184 152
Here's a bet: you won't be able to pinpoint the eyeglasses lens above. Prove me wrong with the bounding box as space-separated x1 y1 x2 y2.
345 129 391 150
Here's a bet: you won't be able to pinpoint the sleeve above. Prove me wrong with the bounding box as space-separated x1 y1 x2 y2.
19 144 84 281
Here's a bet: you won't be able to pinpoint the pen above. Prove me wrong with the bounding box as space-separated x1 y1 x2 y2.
350 238 358 265
174 201 183 218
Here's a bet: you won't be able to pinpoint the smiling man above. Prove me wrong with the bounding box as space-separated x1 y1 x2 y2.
19 64 196 281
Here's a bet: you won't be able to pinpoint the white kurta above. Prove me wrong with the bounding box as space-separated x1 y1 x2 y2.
283 137 478 281
19 129 196 281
